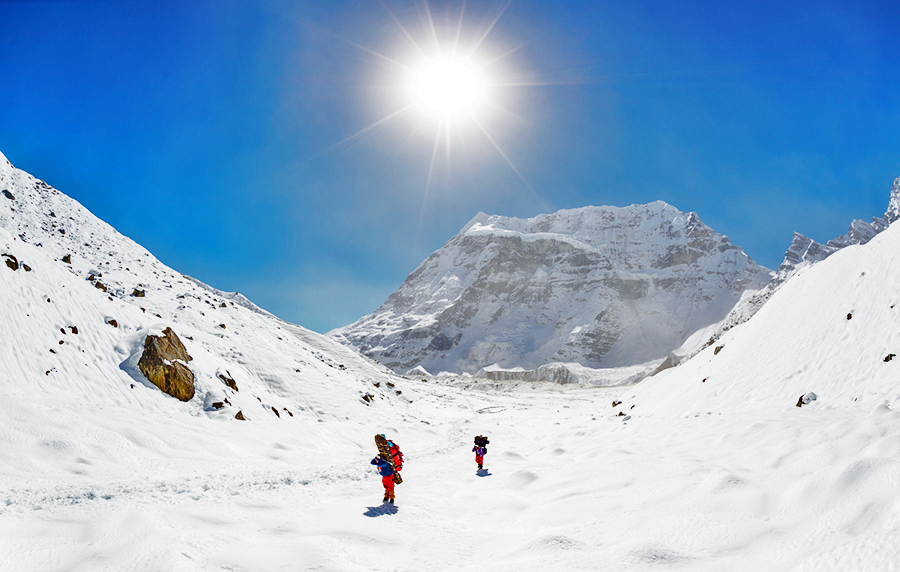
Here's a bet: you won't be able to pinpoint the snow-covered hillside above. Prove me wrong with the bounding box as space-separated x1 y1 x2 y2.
331 202 771 375
3 150 900 571
668 177 900 364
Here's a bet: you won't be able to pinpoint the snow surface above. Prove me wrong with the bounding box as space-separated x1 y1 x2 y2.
2 151 900 570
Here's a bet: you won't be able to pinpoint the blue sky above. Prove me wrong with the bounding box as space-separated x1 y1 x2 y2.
2 0 898 333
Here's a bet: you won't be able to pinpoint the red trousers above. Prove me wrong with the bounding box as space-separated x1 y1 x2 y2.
382 475 395 492
475 454 484 465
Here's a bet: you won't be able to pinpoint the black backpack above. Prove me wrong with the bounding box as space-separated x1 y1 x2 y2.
474 435 489 450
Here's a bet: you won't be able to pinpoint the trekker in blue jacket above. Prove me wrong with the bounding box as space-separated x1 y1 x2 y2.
371 455 395 503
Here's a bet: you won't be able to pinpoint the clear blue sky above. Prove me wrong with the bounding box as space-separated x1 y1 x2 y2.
2 0 898 333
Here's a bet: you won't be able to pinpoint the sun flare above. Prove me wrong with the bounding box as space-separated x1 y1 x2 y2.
416 60 481 114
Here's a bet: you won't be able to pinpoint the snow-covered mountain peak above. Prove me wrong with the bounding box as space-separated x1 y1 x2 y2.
332 201 770 374
886 176 900 224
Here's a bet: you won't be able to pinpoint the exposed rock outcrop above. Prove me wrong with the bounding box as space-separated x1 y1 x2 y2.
138 327 195 401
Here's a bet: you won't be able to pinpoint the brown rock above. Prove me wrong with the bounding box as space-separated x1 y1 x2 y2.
2 190 14 200
271 406 280 418
3 254 18 271
714 345 724 355
137 327 195 401
132 288 146 297
212 402 225 409
62 254 71 264
106 318 118 328
235 411 245 420
218 372 238 391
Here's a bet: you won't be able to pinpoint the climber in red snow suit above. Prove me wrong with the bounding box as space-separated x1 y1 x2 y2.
473 435 489 470
371 455 395 503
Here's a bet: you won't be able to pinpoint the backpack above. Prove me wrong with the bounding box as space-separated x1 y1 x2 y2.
474 435 489 450
389 442 403 470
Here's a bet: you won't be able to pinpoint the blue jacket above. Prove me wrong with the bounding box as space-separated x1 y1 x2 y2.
371 456 394 476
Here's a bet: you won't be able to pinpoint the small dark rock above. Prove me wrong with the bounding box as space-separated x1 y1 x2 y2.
218 372 239 392
49 349 56 354
271 406 280 418
62 254 71 264
106 319 118 328
617 411 626 416
235 411 245 420
702 377 708 383
69 326 78 334
212 402 225 409
132 288 145 297
2 190 14 200
59 229 65 235
386 382 395 388
847 313 853 320
22 264 31 272
3 254 18 271
60 328 66 335
49 211 56 217
714 345 724 355
884 354 896 362
94 281 107 292
58 340 64 345
218 324 226 329
374 382 381 388
284 408 293 417
612 400 622 407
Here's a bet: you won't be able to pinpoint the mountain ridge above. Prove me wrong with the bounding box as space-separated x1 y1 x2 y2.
331 200 772 375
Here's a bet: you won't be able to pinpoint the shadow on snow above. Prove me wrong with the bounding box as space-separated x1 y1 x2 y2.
364 504 399 517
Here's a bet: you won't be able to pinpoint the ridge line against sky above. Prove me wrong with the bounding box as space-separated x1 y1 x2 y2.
1 0 899 333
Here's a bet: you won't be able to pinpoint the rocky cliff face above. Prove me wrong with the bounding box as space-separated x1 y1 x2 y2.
330 202 771 374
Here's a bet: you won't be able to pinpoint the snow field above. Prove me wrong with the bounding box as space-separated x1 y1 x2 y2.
5 376 900 571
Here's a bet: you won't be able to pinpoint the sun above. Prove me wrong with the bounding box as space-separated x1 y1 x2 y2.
416 59 482 114
331 1 551 212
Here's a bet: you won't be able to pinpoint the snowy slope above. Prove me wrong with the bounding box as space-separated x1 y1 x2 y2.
3 150 900 571
670 177 900 364
331 202 771 375
624 216 900 415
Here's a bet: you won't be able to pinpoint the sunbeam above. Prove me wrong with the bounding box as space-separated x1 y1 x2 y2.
466 0 514 59
328 103 417 151
379 0 428 59
468 111 549 211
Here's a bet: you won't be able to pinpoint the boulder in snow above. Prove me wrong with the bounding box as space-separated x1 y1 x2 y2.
138 327 195 402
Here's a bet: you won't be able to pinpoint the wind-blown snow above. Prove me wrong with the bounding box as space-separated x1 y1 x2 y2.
2 150 899 571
